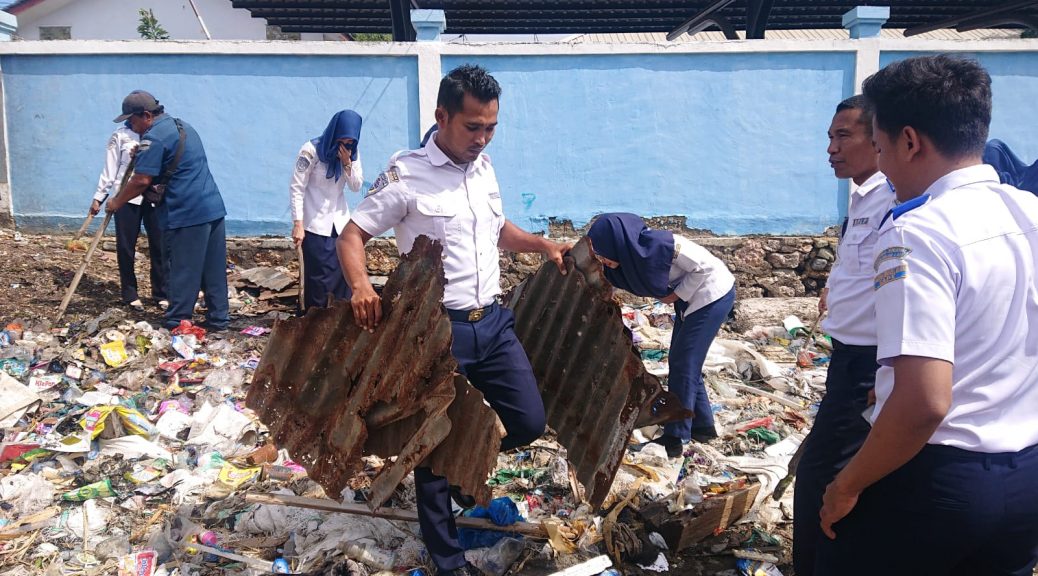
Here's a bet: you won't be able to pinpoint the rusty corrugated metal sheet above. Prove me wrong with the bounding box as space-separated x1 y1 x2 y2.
246 236 503 508
506 237 691 509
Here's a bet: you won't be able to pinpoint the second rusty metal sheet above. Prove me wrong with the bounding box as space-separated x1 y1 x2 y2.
506 237 690 509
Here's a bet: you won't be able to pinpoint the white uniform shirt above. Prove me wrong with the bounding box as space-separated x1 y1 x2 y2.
289 140 364 236
94 127 141 206
871 164 1038 453
669 234 735 317
822 171 896 345
350 135 505 311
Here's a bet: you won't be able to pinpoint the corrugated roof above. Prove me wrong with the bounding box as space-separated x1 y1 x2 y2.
504 237 692 509
245 236 504 508
233 1 1037 40
564 27 1024 43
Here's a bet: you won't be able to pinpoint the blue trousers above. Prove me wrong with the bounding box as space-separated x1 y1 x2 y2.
114 201 166 304
163 218 229 330
815 442 1038 575
793 340 878 576
415 303 546 571
302 229 351 310
664 287 735 441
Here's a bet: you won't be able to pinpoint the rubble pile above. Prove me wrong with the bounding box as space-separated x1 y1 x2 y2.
0 232 831 576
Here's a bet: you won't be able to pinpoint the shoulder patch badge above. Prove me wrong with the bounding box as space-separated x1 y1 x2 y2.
873 264 908 291
366 167 401 196
874 246 912 272
295 151 313 173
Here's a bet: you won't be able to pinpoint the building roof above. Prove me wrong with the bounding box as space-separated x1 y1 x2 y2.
231 0 1038 41
563 27 1025 43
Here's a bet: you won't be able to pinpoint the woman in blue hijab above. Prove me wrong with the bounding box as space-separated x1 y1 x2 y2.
587 213 737 457
289 110 364 311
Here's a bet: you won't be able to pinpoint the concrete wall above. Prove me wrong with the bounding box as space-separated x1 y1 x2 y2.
11 0 324 41
0 38 1036 236
1 47 419 234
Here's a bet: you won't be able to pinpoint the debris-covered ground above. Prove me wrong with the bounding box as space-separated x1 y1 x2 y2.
0 230 831 576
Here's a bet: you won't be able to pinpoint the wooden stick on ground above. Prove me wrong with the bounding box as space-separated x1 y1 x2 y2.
55 210 113 322
297 245 305 313
244 493 548 538
70 212 97 244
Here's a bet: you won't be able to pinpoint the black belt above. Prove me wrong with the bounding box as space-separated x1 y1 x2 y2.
832 338 878 354
446 302 496 323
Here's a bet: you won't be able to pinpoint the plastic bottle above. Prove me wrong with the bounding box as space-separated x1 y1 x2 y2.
344 542 395 571
469 537 524 576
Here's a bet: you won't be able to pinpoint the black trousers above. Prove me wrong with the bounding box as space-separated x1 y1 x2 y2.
815 442 1038 575
301 229 351 310
415 303 546 571
793 339 878 576
114 201 166 303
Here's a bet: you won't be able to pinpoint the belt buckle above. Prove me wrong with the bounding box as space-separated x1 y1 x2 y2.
467 308 485 322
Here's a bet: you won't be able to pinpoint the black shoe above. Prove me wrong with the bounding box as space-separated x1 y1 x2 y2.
449 484 476 509
651 434 684 458
440 563 481 576
691 430 718 443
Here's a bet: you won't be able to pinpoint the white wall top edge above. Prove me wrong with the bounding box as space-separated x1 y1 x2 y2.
0 37 1035 56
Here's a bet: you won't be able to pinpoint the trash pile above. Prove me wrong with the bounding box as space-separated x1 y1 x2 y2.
0 291 828 576
229 266 301 317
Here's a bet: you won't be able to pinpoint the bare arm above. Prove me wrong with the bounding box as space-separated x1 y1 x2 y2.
820 355 952 539
498 219 571 275
106 173 152 213
336 221 380 332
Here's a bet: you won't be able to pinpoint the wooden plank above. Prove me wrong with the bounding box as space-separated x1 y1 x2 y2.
244 493 549 538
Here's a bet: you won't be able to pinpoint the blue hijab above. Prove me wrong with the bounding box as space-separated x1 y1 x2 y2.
984 139 1038 195
311 110 362 182
586 213 675 298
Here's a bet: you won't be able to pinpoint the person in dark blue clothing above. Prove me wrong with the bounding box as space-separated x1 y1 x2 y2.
105 90 229 331
587 213 736 457
984 139 1038 195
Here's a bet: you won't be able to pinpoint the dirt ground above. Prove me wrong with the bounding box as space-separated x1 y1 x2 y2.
0 228 796 575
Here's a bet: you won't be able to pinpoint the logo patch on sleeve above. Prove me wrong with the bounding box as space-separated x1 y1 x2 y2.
873 246 912 271
366 167 400 196
295 152 313 173
873 264 908 290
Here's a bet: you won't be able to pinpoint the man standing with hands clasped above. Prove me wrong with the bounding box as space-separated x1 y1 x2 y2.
816 55 1038 575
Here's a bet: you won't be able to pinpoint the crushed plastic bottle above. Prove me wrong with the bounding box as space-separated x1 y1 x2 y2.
468 537 524 576
345 542 395 571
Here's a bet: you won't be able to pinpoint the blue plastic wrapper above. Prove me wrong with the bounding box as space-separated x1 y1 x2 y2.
457 496 524 550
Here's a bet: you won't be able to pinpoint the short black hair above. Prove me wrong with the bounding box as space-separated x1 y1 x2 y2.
862 54 991 159
835 95 872 136
437 64 501 116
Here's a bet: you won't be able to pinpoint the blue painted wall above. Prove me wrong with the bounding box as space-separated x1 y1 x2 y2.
1 54 419 234
879 51 1038 162
4 48 1035 236
442 53 856 235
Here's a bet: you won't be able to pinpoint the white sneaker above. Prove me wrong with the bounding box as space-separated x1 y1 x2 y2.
128 299 144 311
158 300 169 311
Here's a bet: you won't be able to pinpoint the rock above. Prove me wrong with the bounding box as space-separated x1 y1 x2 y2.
729 239 771 275
760 270 806 298
816 247 836 261
766 252 802 269
810 258 830 272
731 297 820 333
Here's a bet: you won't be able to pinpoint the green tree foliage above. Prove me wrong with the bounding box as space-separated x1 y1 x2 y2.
349 33 392 42
137 8 170 40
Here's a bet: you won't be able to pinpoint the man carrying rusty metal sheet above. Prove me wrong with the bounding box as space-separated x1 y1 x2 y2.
338 64 569 576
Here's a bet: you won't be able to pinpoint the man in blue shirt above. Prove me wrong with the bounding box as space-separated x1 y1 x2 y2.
106 90 229 330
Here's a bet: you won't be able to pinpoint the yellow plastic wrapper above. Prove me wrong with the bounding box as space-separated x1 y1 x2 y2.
100 341 129 367
79 406 157 439
217 462 261 489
